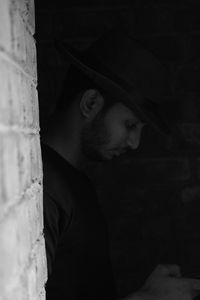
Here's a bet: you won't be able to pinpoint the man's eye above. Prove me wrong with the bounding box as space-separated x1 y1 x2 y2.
125 121 137 130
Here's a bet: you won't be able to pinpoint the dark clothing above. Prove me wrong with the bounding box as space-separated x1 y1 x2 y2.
42 144 116 300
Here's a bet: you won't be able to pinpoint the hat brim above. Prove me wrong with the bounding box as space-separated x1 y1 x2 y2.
54 39 173 136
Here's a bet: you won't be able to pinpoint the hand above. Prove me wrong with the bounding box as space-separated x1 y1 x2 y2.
136 264 200 300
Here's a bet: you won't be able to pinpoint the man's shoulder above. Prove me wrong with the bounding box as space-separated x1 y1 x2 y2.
41 143 75 215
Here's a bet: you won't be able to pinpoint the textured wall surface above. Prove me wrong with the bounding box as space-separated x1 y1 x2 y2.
0 0 47 299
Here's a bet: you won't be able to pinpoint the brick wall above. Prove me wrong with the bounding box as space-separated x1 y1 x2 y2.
0 1 47 299
36 1 200 298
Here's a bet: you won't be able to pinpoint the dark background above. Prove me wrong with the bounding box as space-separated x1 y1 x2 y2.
35 0 200 297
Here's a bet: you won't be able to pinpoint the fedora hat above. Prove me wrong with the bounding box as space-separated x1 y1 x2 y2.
54 30 173 135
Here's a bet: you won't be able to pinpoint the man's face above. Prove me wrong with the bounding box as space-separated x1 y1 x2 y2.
81 102 145 161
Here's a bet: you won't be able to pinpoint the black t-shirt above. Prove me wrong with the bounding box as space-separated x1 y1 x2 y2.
42 143 117 300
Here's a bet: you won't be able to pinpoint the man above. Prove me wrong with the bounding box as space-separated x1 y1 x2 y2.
41 30 200 299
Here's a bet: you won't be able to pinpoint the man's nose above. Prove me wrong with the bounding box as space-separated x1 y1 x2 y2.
127 129 141 150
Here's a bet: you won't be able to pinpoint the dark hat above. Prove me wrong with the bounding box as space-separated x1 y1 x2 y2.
54 30 172 135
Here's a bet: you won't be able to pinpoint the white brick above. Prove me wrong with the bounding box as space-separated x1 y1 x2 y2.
4 278 28 300
18 134 32 192
27 184 43 245
0 57 39 128
30 135 43 182
0 0 36 76
17 190 44 261
25 32 37 78
0 209 30 297
0 194 44 293
0 133 42 216
28 238 47 300
0 0 12 52
28 79 39 128
10 5 37 77
14 202 32 265
0 2 36 78
0 135 6 205
33 88 40 128
0 215 18 294
0 133 20 216
37 137 43 179
26 0 35 34
1 238 46 300
11 7 26 62
14 0 35 34
37 288 46 300
18 135 42 194
0 58 13 126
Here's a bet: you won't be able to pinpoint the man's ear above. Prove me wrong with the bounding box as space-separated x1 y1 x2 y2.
80 89 104 119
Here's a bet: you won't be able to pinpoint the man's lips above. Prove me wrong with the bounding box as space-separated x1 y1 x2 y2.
111 148 126 156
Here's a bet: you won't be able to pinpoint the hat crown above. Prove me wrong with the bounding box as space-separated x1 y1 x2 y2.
83 30 170 102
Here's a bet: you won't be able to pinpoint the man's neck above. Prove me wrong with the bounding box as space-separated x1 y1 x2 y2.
41 125 85 170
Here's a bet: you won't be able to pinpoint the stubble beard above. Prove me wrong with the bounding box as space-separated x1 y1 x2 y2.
81 113 110 162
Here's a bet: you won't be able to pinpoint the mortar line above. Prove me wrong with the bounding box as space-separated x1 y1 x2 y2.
0 181 43 224
0 123 40 134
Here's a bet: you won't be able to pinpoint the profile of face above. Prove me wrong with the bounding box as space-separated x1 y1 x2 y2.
81 92 145 161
